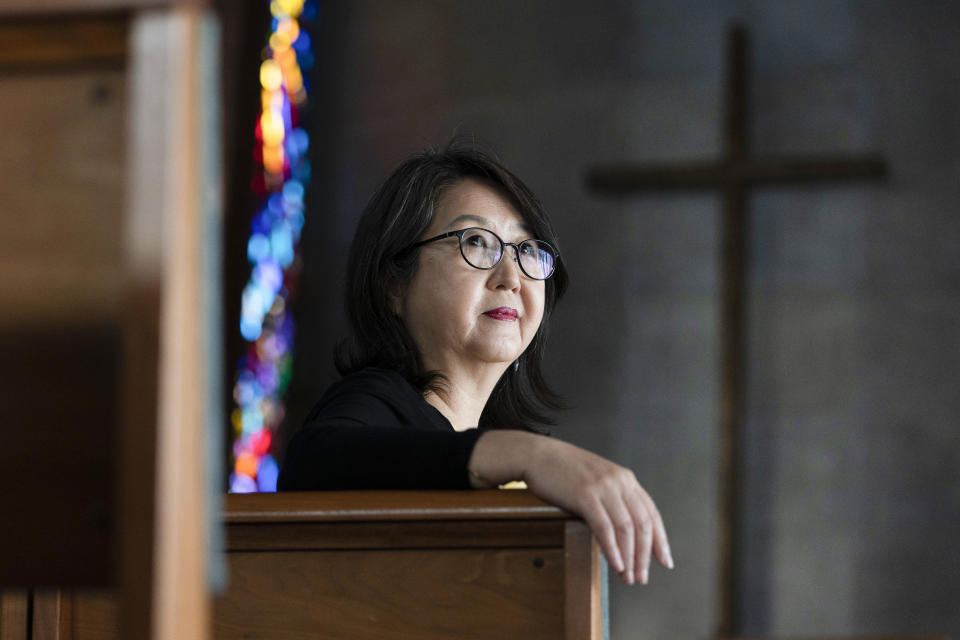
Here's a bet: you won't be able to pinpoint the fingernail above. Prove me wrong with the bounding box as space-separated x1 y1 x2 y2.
667 551 675 569
626 570 634 585
641 569 649 584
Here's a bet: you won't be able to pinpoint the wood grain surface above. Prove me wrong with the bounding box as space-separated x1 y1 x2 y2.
214 548 565 640
224 490 569 523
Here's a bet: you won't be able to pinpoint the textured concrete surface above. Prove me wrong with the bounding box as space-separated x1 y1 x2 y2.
289 2 960 638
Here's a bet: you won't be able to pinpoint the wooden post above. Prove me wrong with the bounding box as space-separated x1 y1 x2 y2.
0 4 220 640
564 521 605 640
0 592 29 640
123 7 220 640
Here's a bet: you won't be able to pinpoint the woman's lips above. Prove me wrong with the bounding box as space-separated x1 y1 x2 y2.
483 307 518 321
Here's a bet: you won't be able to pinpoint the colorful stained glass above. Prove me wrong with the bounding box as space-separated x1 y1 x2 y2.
230 0 315 494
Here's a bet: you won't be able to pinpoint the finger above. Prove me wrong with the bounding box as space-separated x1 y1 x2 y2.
639 489 673 570
651 503 673 569
603 494 635 584
581 500 625 575
624 489 653 584
623 493 647 584
638 508 653 583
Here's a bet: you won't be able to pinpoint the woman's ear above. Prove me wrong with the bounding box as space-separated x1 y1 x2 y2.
386 278 403 316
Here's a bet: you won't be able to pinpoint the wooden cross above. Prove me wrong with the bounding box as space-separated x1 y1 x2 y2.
586 25 886 637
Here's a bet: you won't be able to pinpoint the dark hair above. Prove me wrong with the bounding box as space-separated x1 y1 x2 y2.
335 141 569 430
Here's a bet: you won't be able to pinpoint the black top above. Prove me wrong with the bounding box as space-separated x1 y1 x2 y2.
276 367 484 491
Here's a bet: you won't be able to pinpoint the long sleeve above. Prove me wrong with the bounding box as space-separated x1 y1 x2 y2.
277 421 482 490
276 368 483 491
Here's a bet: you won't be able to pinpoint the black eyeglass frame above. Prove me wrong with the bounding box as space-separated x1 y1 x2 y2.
408 227 560 280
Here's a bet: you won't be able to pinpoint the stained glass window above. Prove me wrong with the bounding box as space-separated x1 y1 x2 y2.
230 0 315 493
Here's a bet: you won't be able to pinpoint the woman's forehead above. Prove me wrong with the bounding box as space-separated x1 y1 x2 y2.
443 213 532 236
433 178 529 235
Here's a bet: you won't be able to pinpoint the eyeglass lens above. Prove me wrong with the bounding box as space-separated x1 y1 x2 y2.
459 228 555 279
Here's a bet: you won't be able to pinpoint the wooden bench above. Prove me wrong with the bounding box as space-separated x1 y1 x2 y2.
2 491 606 639
215 490 606 640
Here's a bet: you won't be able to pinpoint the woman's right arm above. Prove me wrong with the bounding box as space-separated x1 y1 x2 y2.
278 422 482 491
466 430 674 586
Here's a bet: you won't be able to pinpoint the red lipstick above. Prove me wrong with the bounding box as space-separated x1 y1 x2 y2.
483 307 518 321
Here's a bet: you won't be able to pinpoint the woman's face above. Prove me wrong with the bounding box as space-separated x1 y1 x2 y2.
398 177 546 373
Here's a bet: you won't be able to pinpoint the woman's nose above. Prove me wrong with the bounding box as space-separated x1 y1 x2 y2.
491 247 522 290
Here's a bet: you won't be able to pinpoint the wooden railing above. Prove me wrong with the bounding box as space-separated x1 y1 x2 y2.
214 490 605 640
2 491 605 639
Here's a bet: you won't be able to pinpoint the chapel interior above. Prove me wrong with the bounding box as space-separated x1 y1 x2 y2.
1 1 957 640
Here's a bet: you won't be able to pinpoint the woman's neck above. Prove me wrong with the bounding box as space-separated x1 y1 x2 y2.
422 361 507 431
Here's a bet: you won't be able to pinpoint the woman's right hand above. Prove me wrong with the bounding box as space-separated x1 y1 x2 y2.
468 429 673 585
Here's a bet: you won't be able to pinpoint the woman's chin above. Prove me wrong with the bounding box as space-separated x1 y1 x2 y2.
459 332 526 368
460 345 521 367
481 351 524 368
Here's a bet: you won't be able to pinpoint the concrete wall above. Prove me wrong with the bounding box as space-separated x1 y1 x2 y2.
289 2 960 638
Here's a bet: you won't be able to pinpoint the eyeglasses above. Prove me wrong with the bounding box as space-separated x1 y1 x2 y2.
409 227 559 280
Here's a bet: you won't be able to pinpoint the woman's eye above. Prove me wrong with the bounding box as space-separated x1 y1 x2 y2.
465 233 489 248
519 243 534 256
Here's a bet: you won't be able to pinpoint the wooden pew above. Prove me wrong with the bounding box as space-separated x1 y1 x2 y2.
13 491 606 639
215 490 606 640
0 3 221 639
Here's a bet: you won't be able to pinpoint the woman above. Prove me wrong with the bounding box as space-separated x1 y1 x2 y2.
278 143 673 585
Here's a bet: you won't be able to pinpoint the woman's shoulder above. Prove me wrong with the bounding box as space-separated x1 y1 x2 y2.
305 367 447 429
327 366 413 397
